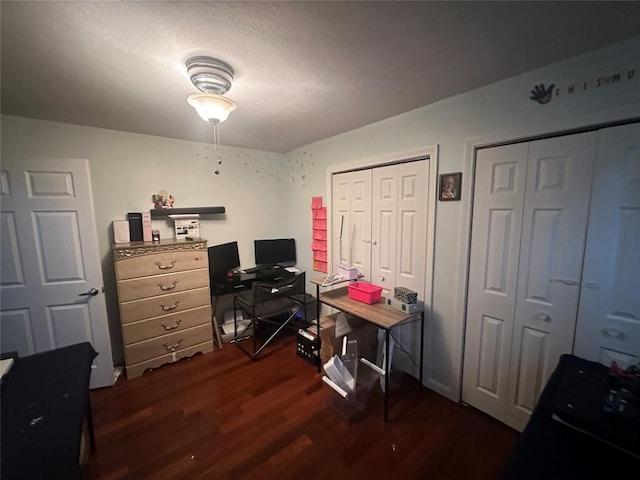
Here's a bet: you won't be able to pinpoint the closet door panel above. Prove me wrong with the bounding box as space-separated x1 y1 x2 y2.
396 161 429 295
462 143 527 420
332 170 372 279
371 161 428 293
333 174 351 269
372 169 397 290
506 132 597 430
574 123 640 366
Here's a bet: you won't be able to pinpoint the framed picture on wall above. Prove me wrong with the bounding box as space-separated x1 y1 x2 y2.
438 172 462 201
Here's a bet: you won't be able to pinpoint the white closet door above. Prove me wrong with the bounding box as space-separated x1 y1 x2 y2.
332 170 372 279
371 161 429 294
462 143 528 420
505 132 597 430
574 123 640 367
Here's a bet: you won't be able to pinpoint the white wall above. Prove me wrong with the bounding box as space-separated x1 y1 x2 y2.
0 118 290 363
284 36 640 400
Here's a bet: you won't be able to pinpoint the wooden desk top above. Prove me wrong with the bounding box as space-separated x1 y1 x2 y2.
317 286 414 329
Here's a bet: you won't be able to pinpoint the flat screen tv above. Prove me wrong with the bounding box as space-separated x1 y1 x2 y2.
208 241 241 279
254 238 296 267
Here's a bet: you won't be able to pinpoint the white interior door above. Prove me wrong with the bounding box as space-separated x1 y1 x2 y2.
0 157 115 388
462 143 528 420
505 132 596 430
574 123 640 367
332 170 372 279
371 160 429 294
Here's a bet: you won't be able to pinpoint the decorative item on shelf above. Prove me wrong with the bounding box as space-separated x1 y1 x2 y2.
152 190 175 209
393 287 417 304
185 56 237 175
438 172 462 201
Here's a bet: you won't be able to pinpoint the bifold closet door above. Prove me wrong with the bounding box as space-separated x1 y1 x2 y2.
462 143 528 421
371 161 429 293
574 123 640 367
463 131 597 430
332 170 372 279
505 132 596 431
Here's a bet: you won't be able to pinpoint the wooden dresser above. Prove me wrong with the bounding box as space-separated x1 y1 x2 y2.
113 238 213 378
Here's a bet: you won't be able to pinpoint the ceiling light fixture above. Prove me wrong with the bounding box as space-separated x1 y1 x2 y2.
185 56 237 171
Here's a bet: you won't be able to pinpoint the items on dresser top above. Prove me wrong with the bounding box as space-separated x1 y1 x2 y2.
113 238 213 379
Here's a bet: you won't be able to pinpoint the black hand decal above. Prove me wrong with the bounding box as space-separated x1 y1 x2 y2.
530 83 555 104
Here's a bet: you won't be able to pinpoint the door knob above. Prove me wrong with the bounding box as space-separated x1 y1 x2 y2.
79 287 99 297
535 312 551 322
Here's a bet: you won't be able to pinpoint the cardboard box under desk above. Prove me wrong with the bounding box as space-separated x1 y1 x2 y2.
318 313 378 366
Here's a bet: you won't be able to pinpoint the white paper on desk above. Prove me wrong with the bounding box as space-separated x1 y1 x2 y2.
285 267 300 273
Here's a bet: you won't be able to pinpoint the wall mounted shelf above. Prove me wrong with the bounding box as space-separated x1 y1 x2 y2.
150 207 225 218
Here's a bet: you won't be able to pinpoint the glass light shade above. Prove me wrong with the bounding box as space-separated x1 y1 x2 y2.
187 93 236 123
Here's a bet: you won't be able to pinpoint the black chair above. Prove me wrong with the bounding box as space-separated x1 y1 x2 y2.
232 271 308 360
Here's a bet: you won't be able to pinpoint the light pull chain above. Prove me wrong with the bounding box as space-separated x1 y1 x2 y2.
212 121 222 175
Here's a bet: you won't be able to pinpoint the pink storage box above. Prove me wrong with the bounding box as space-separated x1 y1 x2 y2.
348 281 383 304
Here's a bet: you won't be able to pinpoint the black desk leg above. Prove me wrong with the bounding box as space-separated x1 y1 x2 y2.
87 398 96 453
316 284 321 372
384 328 390 422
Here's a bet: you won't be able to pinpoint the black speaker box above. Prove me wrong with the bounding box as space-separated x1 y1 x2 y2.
126 212 143 242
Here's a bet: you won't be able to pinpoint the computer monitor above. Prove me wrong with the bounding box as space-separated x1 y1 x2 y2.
254 238 296 267
208 241 241 279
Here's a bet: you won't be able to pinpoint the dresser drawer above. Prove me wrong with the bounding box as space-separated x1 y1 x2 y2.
124 323 213 366
119 287 210 324
125 341 214 379
115 250 208 281
122 305 211 345
116 268 209 302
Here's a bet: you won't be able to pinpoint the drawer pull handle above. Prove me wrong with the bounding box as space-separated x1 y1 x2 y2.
161 319 182 331
162 338 183 352
155 260 176 270
159 300 180 311
158 280 178 291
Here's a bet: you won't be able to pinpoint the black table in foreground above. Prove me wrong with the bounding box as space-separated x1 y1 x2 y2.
502 354 640 479
1 342 97 480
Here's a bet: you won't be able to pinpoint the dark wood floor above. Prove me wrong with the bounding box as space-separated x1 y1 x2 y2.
88 336 520 479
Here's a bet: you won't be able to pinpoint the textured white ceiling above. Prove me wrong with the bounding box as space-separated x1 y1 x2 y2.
2 1 640 153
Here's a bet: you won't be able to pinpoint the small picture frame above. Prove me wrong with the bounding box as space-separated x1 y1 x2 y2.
439 172 462 201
